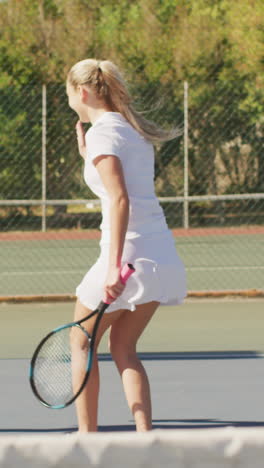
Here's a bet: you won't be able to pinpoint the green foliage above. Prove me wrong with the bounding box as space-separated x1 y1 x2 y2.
0 0 263 203
0 86 42 199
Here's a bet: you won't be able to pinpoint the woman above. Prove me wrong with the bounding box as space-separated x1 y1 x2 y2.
66 58 186 432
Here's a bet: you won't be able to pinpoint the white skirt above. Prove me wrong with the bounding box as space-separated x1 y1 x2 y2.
76 231 187 313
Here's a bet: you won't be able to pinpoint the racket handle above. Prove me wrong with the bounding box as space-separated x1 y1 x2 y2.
105 263 135 305
120 263 135 284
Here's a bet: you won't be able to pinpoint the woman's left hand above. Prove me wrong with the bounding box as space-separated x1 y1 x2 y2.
75 120 86 159
104 266 126 303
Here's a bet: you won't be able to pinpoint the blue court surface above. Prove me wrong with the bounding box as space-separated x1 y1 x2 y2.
1 353 264 433
1 299 264 434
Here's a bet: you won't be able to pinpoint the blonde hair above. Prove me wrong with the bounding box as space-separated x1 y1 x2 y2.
67 59 182 144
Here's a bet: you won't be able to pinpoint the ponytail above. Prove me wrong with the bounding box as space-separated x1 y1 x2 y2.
67 59 182 144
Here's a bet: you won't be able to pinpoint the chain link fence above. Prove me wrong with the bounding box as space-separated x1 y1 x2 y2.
0 82 263 296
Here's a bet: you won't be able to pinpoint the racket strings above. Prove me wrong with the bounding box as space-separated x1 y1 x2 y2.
33 326 90 407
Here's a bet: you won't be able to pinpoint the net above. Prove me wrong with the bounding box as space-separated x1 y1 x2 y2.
32 325 90 407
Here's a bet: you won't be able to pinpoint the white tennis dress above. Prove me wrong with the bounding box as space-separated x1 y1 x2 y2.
76 112 186 312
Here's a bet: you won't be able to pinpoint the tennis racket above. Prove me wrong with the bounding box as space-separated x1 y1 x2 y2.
29 263 135 409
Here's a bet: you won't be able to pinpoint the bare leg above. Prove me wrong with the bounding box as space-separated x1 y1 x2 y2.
109 301 159 432
73 353 100 432
117 354 152 431
73 299 123 432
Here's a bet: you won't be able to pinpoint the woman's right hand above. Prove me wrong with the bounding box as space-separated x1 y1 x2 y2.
75 120 86 159
104 265 126 304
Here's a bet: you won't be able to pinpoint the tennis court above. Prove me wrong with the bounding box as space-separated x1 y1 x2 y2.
1 223 264 434
1 228 263 296
1 1 263 465
1 297 264 433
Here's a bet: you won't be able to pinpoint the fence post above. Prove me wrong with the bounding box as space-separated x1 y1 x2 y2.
42 84 47 232
184 81 189 229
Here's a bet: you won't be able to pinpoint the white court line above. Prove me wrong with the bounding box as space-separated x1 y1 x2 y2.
187 266 264 271
1 266 264 277
0 270 85 276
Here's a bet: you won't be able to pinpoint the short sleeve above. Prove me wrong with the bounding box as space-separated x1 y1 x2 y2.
85 126 123 162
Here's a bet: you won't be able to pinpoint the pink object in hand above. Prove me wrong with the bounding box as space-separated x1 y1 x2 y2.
105 263 135 305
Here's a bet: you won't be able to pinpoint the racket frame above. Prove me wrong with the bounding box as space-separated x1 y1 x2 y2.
29 301 108 409
29 263 135 409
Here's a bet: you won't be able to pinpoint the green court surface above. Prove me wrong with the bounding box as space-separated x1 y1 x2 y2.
1 299 264 359
0 233 264 296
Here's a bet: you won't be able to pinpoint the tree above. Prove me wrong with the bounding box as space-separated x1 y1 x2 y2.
0 0 263 210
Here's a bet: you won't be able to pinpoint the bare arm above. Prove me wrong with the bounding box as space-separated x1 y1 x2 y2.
75 120 86 159
75 121 129 300
94 154 129 300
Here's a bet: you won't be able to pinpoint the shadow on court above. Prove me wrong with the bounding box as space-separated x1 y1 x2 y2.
105 351 263 361
2 420 264 434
